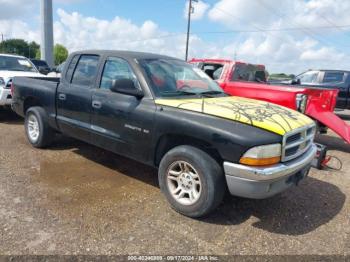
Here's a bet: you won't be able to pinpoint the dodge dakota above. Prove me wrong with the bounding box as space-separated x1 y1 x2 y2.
190 59 350 144
12 50 316 218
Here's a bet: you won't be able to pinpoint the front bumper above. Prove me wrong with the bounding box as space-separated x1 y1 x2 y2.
0 88 12 106
224 144 317 199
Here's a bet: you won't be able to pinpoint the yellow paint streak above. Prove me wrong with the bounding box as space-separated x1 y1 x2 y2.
155 96 314 135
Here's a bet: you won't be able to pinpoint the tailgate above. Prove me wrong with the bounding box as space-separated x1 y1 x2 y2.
308 110 350 143
305 88 350 143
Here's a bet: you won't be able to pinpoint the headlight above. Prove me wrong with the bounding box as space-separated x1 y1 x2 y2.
296 94 308 113
0 77 5 88
239 143 281 166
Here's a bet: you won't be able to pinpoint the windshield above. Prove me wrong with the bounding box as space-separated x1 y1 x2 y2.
232 64 267 83
0 56 38 72
139 58 224 98
296 71 319 84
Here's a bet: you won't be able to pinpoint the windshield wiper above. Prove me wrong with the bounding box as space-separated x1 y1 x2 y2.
199 90 224 94
162 90 198 96
198 90 228 97
161 90 227 98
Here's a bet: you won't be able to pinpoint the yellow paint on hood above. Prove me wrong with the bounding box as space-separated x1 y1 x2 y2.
155 96 314 136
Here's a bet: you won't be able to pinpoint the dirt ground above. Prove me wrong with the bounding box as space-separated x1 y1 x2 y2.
0 108 349 256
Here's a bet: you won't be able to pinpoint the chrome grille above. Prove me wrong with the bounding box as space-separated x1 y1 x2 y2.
282 124 316 162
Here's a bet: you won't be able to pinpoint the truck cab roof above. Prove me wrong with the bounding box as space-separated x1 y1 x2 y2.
71 50 180 61
0 53 27 59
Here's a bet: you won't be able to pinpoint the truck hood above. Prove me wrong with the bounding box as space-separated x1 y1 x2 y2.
0 71 44 82
155 96 314 136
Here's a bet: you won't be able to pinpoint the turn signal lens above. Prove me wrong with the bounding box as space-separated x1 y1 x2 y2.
239 156 281 166
239 144 282 166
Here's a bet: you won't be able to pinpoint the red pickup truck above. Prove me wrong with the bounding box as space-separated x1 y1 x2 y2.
189 59 350 144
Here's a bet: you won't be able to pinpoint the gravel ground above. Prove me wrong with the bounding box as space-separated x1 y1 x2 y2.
0 108 349 256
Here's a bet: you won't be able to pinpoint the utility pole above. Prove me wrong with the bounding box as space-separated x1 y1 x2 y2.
40 0 54 67
1 33 3 54
185 0 198 61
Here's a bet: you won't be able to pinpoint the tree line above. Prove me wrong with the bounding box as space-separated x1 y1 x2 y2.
0 39 68 65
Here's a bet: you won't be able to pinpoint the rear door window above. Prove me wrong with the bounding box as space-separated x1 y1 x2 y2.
323 72 345 83
202 64 224 80
71 55 99 86
213 67 223 80
232 64 267 82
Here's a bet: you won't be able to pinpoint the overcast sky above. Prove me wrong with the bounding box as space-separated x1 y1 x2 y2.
1 0 350 74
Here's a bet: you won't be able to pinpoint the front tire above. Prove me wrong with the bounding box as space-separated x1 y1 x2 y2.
158 145 226 218
25 107 54 148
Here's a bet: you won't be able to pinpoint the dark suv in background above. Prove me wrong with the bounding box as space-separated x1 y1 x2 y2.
293 70 350 110
30 59 51 75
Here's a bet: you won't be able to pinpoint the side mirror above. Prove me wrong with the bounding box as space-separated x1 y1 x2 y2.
291 78 301 85
110 79 144 98
38 66 49 75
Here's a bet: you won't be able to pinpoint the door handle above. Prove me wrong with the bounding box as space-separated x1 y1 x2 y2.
92 100 102 109
58 93 66 100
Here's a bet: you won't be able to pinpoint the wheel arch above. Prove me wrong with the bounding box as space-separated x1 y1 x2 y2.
23 96 42 115
154 134 223 167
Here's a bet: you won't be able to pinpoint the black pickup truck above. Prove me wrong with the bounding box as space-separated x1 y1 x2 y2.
12 50 316 217
291 70 350 109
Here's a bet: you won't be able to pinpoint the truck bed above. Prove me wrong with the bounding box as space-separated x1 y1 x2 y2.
270 81 349 110
12 77 60 129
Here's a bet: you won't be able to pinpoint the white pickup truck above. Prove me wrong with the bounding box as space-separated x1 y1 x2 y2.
0 54 44 108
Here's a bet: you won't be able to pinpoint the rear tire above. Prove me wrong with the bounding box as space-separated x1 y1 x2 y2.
25 107 54 148
158 145 226 218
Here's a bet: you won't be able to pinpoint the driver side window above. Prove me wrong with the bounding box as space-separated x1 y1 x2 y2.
100 57 139 90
